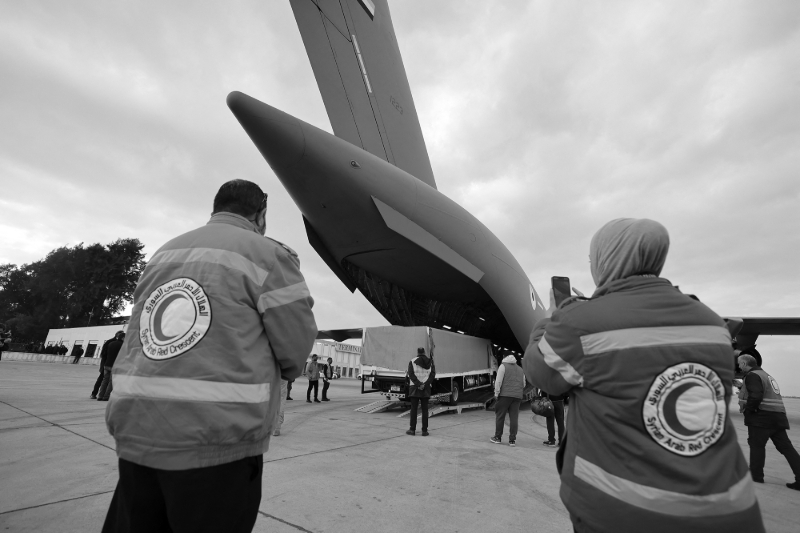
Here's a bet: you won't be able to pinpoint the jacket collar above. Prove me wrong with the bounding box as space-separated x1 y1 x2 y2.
592 275 674 298
207 212 260 233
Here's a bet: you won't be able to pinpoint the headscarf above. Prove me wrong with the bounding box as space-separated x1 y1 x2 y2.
589 218 670 288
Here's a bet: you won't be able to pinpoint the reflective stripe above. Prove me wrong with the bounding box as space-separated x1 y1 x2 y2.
573 456 755 517
113 374 270 404
539 335 584 387
257 281 310 313
150 248 269 286
580 326 730 356
412 359 430 383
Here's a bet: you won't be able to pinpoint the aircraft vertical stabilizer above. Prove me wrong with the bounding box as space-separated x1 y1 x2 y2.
290 0 437 189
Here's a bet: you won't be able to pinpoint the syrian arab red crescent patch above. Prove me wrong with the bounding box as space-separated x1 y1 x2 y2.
139 277 211 360
642 362 727 457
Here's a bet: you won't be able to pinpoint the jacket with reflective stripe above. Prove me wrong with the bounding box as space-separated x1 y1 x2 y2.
739 368 785 413
523 276 762 533
105 213 317 470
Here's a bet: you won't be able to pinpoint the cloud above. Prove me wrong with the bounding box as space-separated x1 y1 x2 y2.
3 0 799 390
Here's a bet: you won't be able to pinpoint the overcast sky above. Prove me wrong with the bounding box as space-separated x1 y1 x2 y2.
2 1 799 392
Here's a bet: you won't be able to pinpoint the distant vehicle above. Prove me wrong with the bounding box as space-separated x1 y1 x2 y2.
360 326 494 405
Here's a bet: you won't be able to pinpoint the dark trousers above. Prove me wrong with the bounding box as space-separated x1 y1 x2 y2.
494 396 521 440
72 355 82 364
91 365 105 396
97 366 113 400
102 456 262 533
306 379 319 400
286 379 293 398
322 380 330 400
547 400 565 443
747 425 800 482
409 396 429 431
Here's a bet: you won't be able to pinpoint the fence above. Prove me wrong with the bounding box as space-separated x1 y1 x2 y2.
1 352 101 365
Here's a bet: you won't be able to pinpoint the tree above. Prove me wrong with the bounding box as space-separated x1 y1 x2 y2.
0 239 146 342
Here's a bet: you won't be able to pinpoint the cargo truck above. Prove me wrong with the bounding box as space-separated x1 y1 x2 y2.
360 326 496 404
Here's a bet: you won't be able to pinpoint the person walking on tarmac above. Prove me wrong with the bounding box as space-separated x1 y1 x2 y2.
406 347 435 436
523 218 764 533
490 354 525 446
738 353 800 490
102 180 317 533
91 334 121 399
305 354 321 403
96 332 125 401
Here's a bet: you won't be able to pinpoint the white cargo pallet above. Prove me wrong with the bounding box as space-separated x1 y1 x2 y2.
397 401 486 418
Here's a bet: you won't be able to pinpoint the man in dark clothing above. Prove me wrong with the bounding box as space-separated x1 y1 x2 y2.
71 344 85 364
542 390 566 447
321 357 333 401
406 347 435 436
286 379 294 400
91 335 120 399
738 354 800 490
0 323 10 361
97 332 125 401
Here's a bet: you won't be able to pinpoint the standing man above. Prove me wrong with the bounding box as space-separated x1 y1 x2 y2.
490 354 525 446
406 347 435 436
738 353 800 490
97 333 124 401
286 379 294 401
305 354 320 403
0 324 10 361
102 180 317 532
541 390 566 448
523 218 763 533
91 334 121 399
321 357 333 401
71 344 85 364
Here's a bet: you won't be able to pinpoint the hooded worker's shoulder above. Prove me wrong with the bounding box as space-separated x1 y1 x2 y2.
559 277 725 333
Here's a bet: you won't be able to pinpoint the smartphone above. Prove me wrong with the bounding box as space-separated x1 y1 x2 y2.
552 276 571 307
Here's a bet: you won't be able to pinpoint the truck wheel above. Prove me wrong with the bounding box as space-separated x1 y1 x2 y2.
449 381 460 405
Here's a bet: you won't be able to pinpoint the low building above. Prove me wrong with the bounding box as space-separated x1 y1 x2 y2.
307 340 363 378
44 324 128 357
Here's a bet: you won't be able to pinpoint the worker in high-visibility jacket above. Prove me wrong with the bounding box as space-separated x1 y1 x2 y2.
523 218 763 533
737 353 800 490
103 180 317 533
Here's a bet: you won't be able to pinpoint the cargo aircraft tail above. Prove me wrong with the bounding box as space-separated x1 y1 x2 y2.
290 0 437 189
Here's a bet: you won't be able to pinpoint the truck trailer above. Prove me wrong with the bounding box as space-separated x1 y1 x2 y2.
360 326 496 404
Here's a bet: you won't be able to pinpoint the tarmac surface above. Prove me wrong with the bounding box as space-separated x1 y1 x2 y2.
1 360 798 532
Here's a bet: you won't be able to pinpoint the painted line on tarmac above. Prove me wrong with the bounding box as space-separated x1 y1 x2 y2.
258 511 315 532
264 433 405 464
0 400 116 452
0 489 114 516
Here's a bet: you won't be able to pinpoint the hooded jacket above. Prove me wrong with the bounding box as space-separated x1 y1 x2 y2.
105 213 317 470
408 353 435 398
494 355 525 399
523 219 762 533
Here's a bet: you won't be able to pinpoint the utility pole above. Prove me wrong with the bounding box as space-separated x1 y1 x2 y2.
87 307 94 327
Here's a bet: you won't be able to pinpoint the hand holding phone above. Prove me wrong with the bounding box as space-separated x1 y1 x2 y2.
552 276 571 307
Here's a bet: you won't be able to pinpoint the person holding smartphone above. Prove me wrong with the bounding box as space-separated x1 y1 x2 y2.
523 218 763 533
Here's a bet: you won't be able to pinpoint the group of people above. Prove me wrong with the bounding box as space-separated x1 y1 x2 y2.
80 180 798 533
302 354 335 402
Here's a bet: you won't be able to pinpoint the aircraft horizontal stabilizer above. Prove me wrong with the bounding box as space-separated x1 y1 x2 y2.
317 328 364 341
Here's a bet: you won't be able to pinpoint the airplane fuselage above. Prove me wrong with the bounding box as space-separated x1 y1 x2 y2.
228 92 546 351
